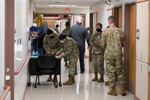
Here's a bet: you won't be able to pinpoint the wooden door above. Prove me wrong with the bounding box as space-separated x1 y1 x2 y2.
118 7 122 29
128 4 136 94
112 7 122 28
89 13 93 62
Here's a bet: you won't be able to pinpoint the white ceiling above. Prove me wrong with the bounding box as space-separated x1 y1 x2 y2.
33 0 103 8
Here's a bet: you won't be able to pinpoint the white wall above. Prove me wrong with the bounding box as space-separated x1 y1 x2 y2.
36 7 90 27
14 0 34 99
0 0 5 95
90 1 112 30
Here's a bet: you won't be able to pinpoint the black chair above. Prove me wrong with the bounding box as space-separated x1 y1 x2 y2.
34 55 62 88
27 56 39 86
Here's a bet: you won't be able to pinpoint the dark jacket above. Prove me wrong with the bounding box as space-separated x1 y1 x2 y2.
69 24 90 51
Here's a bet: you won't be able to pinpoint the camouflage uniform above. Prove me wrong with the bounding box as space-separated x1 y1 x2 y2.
62 27 71 67
59 37 79 76
90 32 104 76
43 33 61 54
101 25 125 87
43 32 61 82
62 28 70 36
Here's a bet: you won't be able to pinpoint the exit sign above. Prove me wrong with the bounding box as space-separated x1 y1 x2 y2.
64 8 70 13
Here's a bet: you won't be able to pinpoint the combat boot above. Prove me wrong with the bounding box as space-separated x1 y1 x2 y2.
47 75 52 82
63 75 75 85
107 86 117 96
120 85 126 96
98 75 104 82
92 73 98 81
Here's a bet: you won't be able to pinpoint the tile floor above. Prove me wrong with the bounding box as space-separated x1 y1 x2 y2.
25 59 134 100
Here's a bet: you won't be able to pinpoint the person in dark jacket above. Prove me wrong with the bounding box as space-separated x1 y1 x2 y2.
69 17 90 73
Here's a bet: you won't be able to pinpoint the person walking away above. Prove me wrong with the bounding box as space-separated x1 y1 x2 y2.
69 17 90 73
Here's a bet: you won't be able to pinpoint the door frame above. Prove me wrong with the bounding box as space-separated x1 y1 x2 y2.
5 0 15 100
112 7 122 27
89 12 98 62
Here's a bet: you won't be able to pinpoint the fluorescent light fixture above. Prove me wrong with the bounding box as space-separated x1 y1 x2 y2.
48 4 77 7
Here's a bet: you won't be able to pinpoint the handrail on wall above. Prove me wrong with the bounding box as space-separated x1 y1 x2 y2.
0 85 11 100
14 50 31 75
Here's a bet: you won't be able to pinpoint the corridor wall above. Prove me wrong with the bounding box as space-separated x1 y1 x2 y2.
14 0 34 99
90 2 112 30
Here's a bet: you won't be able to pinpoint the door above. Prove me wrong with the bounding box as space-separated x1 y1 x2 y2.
136 2 142 60
136 61 142 99
128 4 136 94
89 13 97 62
89 13 93 62
141 1 149 62
142 63 148 100
136 1 149 63
112 7 122 28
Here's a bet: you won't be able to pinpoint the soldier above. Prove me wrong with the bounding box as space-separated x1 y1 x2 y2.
62 21 71 68
101 16 126 96
56 34 79 85
62 21 71 36
43 28 61 82
90 23 104 83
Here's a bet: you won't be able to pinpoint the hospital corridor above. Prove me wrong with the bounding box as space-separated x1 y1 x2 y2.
0 0 150 100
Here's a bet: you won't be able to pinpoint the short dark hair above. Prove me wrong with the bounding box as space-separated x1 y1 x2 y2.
96 23 102 28
108 16 115 22
46 29 53 35
56 24 59 27
65 21 70 27
59 34 67 40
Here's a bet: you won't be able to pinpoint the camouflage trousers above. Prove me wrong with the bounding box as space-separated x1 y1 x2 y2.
105 57 125 87
92 54 104 75
67 55 78 76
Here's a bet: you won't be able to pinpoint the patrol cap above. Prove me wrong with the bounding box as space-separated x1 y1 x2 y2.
59 34 67 40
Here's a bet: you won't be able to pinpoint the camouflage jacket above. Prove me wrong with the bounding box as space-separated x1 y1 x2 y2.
101 25 125 59
60 37 79 58
62 28 70 36
90 32 104 55
43 33 61 54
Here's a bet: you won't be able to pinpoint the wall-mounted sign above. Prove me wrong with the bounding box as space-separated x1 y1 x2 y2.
64 8 70 13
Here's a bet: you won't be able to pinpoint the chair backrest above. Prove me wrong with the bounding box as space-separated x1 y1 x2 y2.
37 55 56 70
